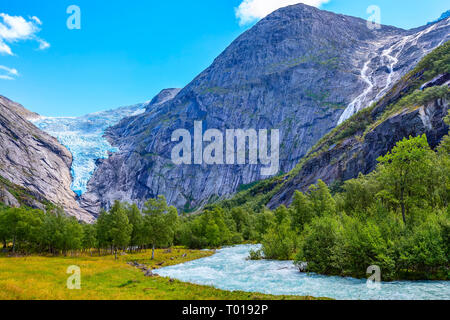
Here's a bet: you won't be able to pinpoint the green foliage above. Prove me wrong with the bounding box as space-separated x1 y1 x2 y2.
261 206 296 260
397 213 448 278
142 196 179 258
125 203 145 248
81 223 97 253
370 86 450 130
108 201 133 257
0 196 179 258
414 41 450 81
290 134 450 280
252 210 275 242
308 180 336 217
376 134 436 223
296 215 344 275
397 86 449 109
290 191 313 232
248 248 263 260
178 206 233 249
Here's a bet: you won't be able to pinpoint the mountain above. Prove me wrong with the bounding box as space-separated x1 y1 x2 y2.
80 4 450 215
0 95 93 222
216 42 449 212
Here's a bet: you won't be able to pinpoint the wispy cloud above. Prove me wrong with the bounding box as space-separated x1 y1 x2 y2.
0 65 19 80
0 13 50 55
235 0 330 26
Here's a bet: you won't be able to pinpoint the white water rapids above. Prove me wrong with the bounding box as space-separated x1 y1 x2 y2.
154 245 450 300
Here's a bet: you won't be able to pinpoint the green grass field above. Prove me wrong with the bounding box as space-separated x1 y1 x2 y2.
0 248 321 300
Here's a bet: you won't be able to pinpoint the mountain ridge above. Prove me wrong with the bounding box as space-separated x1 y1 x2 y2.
79 4 450 215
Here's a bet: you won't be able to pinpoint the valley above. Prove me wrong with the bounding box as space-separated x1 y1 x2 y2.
0 3 449 302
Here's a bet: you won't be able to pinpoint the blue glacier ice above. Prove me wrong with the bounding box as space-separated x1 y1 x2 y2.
154 244 450 300
31 104 146 196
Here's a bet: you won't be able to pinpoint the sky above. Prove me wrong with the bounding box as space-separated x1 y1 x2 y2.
0 0 448 116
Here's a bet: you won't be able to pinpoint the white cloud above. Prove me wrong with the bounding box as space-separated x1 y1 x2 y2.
235 0 330 25
0 13 50 55
0 65 19 80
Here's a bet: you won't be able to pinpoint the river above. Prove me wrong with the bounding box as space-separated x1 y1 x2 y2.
154 244 449 300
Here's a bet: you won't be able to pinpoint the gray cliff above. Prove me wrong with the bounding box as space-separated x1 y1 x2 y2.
0 95 94 222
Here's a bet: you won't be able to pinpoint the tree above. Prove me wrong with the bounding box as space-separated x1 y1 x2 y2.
262 206 296 260
290 191 313 232
61 216 83 255
436 110 450 207
40 208 82 255
40 209 63 254
398 215 447 275
125 203 144 251
296 215 345 275
0 207 9 250
108 201 132 259
376 135 435 224
96 209 112 253
230 207 252 240
253 210 274 242
341 173 378 215
142 196 178 259
308 180 336 217
1 207 28 253
82 223 97 255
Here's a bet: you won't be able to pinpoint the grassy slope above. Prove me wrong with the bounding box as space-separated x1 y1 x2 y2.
0 248 321 300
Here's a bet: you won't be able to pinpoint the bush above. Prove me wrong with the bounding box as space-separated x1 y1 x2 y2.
248 249 263 260
296 216 345 275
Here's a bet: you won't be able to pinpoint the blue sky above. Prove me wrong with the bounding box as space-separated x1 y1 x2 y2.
0 0 448 116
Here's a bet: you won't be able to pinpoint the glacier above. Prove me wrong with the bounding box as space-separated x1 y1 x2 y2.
32 104 146 196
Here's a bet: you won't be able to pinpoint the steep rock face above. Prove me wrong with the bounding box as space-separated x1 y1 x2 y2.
267 73 450 209
0 95 93 222
337 17 449 123
81 4 450 214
